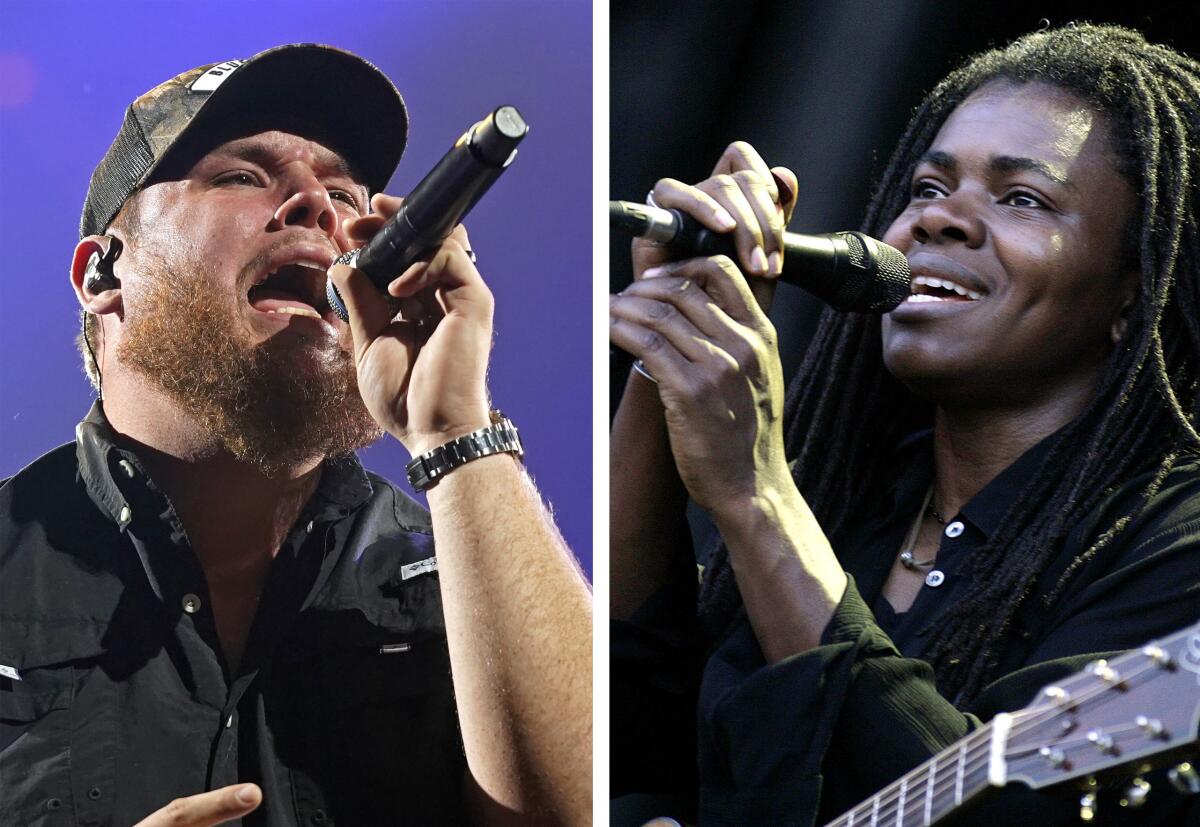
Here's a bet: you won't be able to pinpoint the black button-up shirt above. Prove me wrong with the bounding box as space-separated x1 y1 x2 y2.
1 404 467 826
612 430 1200 826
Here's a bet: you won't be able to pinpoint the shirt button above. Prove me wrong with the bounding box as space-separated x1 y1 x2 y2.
925 570 946 588
312 809 329 825
118 459 136 478
46 798 63 811
118 505 132 524
88 786 102 800
944 520 965 538
181 593 202 614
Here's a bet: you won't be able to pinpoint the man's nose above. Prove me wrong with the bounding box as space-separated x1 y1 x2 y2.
269 182 338 238
911 192 985 248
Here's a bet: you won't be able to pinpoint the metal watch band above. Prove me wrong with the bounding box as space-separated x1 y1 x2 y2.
405 417 523 492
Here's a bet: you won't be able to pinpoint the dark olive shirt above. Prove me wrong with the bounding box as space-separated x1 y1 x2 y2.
0 404 466 827
612 430 1200 826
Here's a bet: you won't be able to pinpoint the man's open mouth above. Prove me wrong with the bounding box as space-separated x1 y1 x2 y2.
247 261 332 319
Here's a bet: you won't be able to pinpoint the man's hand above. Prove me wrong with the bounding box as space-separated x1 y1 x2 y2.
329 192 493 458
132 784 261 826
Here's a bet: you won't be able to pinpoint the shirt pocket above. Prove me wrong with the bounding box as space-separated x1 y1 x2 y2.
0 664 72 752
267 603 465 822
272 602 455 707
1 625 111 827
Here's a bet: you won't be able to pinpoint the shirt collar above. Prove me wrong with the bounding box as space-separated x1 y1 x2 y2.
75 401 374 534
884 426 1065 540
958 430 1063 538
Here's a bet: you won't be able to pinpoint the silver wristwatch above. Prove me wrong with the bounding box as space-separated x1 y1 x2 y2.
405 412 523 492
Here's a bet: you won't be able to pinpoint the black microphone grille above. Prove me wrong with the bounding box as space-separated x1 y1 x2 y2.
860 235 911 313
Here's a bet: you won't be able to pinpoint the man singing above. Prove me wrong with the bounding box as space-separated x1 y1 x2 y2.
0 45 590 826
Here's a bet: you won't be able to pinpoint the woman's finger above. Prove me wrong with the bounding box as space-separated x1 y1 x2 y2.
696 174 768 276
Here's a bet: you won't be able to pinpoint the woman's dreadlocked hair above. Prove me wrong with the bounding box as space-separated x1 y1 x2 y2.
697 24 1200 703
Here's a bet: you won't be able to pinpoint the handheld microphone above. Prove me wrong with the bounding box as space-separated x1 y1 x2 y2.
609 200 910 313
326 106 529 321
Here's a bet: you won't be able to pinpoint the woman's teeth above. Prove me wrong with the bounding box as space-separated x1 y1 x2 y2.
909 274 983 301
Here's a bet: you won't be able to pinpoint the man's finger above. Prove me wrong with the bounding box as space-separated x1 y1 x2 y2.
344 214 387 244
328 263 396 357
134 784 261 827
370 192 405 216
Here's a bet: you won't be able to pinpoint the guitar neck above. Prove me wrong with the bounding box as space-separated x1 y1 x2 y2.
825 722 998 826
825 619 1200 825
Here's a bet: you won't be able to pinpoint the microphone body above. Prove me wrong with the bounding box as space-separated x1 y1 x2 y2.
610 200 910 313
327 106 530 321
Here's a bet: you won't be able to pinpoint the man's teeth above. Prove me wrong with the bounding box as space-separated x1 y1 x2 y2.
267 306 322 319
253 260 328 286
910 275 983 301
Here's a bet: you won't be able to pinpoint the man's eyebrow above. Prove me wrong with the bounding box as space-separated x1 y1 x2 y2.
916 150 1074 190
212 140 365 184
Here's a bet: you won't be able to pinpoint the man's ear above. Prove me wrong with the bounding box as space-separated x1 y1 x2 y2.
71 235 123 316
1111 270 1139 345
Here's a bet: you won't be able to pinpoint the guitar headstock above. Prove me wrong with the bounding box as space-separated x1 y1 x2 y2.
1001 619 1200 790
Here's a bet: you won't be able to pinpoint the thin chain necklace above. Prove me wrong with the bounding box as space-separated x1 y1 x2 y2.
898 485 945 570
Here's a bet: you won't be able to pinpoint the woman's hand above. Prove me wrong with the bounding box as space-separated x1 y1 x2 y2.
632 141 797 313
612 142 797 516
610 252 792 518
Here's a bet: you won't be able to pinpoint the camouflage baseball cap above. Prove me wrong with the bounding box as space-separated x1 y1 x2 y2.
79 44 408 239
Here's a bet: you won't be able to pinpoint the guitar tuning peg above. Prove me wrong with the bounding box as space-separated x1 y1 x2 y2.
1079 790 1098 821
1119 776 1150 808
1168 762 1200 795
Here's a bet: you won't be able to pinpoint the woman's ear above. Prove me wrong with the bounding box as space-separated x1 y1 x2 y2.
1111 271 1139 345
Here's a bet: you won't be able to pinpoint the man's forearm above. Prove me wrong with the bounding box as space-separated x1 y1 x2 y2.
426 453 592 825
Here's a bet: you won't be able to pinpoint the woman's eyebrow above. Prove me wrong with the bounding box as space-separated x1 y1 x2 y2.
918 149 957 172
989 154 1075 190
916 149 1074 190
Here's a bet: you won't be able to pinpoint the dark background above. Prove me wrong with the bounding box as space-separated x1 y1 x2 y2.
610 0 1200 407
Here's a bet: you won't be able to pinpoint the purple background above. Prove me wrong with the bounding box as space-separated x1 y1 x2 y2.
0 0 592 576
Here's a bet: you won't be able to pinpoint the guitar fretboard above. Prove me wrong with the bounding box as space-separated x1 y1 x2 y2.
825 723 997 826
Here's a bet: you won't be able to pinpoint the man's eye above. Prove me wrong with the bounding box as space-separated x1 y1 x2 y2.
329 190 361 210
215 172 260 186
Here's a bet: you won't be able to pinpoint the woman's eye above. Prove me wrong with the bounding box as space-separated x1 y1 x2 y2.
1003 191 1047 209
912 182 945 200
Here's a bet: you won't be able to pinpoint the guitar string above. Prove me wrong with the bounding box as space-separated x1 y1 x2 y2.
850 658 1165 826
828 654 1172 826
